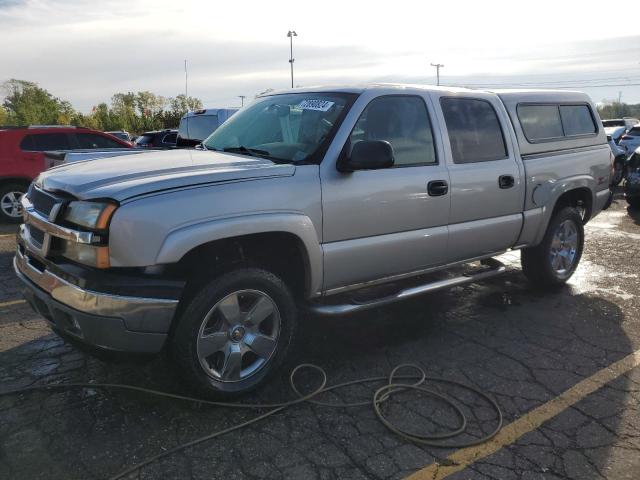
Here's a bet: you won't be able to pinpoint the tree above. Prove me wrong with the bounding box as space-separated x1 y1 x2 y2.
2 79 68 125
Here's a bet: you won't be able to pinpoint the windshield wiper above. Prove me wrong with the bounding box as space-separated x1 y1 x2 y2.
223 146 271 157
221 146 293 164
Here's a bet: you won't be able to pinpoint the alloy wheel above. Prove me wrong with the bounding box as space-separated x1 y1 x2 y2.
196 289 281 382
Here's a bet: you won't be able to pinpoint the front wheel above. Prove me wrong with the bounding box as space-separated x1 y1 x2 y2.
170 268 297 398
521 207 584 290
0 184 27 223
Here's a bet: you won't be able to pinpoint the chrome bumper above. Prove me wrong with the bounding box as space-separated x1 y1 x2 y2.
14 244 178 332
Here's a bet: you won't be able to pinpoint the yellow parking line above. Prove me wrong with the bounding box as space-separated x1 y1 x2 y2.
406 348 640 480
0 299 26 308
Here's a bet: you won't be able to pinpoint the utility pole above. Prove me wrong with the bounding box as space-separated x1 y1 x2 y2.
430 63 444 86
287 30 297 88
238 95 246 107
184 59 188 98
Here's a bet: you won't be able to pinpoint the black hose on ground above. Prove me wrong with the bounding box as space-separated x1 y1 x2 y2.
0 363 503 480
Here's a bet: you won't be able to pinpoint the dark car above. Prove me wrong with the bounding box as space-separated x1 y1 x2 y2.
133 129 178 148
625 150 640 209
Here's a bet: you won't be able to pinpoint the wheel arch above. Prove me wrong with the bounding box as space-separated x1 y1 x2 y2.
157 213 323 299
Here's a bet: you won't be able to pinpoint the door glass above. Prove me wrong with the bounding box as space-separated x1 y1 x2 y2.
441 98 508 163
76 133 124 149
24 133 71 151
350 96 437 166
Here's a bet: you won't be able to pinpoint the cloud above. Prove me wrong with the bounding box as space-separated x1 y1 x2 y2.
2 0 640 111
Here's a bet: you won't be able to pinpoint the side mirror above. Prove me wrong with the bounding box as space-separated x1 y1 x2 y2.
338 140 395 172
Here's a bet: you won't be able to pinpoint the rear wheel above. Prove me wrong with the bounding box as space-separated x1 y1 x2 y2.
627 196 640 209
170 268 297 398
0 183 27 223
521 207 584 289
612 159 624 185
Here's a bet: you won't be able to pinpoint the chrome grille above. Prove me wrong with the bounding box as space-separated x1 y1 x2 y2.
27 225 45 247
29 187 60 218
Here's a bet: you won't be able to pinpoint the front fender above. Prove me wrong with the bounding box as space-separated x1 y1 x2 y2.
155 213 324 297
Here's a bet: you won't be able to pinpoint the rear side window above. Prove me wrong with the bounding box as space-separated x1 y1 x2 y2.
20 133 71 151
517 103 597 142
440 97 508 164
76 133 124 149
162 132 177 144
178 115 219 141
350 95 437 166
559 105 596 136
627 127 640 137
517 105 564 141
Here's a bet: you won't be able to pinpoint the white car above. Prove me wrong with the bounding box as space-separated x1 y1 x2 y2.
619 126 640 155
604 126 627 143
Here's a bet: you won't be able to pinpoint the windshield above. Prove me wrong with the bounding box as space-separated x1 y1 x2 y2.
203 93 356 163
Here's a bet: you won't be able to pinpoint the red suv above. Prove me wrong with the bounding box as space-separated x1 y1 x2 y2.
0 126 131 222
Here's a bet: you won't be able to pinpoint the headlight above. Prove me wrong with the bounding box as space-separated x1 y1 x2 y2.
64 201 117 230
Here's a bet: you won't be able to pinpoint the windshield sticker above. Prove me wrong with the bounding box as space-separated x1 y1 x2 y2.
297 99 335 112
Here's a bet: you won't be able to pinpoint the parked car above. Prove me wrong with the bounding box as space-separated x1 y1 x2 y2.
602 118 639 129
0 125 131 222
625 148 640 209
619 125 640 155
106 130 133 143
16 85 611 397
176 108 238 147
604 126 627 144
134 129 178 148
608 134 628 185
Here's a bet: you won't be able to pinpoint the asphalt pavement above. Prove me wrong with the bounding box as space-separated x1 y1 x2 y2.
1 193 640 480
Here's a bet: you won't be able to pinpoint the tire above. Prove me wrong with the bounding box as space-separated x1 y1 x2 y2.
612 160 624 186
170 268 297 398
521 207 584 290
627 197 640 209
0 183 27 224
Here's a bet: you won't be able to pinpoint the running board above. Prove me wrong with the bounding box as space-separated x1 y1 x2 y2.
307 258 506 316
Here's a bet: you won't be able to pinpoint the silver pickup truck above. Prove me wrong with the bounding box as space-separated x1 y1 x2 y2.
14 85 612 397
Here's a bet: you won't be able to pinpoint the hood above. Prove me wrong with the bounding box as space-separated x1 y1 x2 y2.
38 149 296 201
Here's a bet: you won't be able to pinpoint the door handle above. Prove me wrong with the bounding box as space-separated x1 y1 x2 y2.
427 180 448 196
498 175 515 189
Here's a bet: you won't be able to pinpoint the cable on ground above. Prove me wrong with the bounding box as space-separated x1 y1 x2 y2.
0 363 503 480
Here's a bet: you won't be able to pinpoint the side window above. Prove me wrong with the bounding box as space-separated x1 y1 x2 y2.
440 98 507 164
162 133 177 144
21 133 71 151
76 133 123 149
517 105 564 141
349 96 437 166
559 105 596 136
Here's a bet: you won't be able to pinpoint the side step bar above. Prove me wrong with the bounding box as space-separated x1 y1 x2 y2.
307 258 506 316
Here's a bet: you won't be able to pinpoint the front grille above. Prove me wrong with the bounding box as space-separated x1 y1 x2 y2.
29 187 60 218
28 225 45 246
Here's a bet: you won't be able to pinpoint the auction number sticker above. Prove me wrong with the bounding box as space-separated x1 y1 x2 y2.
297 99 335 112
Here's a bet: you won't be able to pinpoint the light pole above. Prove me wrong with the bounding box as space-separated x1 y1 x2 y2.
238 95 246 107
430 63 444 86
287 30 297 88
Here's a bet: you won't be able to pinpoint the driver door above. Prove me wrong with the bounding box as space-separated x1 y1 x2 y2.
320 93 450 292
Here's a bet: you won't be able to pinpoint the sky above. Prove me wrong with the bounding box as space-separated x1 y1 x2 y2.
1 0 640 112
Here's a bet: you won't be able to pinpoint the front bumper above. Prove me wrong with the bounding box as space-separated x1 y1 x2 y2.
14 243 180 354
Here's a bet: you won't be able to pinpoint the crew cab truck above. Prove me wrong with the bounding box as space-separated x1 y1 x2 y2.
14 85 611 397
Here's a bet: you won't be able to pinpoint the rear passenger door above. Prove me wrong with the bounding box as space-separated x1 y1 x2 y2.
435 94 525 262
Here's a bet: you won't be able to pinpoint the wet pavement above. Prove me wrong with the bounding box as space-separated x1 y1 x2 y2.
1 194 640 480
